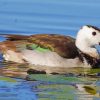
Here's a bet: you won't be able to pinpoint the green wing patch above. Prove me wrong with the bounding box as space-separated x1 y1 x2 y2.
28 34 78 58
27 44 51 52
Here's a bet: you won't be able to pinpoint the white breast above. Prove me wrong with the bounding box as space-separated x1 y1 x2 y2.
3 49 91 73
22 50 88 68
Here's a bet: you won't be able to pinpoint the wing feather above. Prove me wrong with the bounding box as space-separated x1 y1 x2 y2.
0 34 79 58
28 34 79 58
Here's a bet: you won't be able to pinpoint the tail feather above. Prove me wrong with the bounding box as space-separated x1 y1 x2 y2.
0 34 30 41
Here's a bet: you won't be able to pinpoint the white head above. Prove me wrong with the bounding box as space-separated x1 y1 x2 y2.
76 25 100 58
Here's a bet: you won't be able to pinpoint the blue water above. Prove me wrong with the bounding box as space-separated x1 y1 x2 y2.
0 0 100 100
0 0 100 35
0 78 38 100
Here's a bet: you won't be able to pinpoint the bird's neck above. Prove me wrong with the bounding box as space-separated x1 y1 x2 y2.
75 34 99 59
76 37 91 53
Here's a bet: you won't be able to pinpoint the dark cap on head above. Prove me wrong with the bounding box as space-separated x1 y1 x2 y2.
86 25 100 32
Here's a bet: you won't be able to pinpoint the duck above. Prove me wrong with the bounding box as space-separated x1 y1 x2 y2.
0 25 100 71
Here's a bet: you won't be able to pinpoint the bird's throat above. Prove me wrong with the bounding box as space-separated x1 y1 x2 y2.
76 39 99 59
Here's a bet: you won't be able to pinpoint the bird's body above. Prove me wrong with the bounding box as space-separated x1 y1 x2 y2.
0 34 82 68
0 25 100 73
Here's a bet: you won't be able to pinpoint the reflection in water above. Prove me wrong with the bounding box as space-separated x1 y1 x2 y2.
0 77 37 100
28 74 100 100
0 61 99 100
0 76 99 100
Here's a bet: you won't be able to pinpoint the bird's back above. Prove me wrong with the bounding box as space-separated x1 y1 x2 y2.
0 34 79 59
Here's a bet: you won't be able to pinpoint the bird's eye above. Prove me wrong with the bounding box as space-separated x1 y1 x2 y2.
92 32 96 36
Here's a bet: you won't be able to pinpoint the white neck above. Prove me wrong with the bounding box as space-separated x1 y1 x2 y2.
75 31 99 59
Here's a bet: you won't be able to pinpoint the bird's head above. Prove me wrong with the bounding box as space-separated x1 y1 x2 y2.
77 25 100 46
76 25 100 59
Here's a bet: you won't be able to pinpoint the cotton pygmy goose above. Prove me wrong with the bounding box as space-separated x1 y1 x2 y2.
0 25 100 70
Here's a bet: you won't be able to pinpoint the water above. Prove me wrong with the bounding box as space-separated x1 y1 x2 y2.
0 0 100 100
0 0 100 35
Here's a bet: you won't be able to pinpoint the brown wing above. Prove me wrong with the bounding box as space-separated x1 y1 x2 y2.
0 34 31 52
28 34 79 58
0 34 79 58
